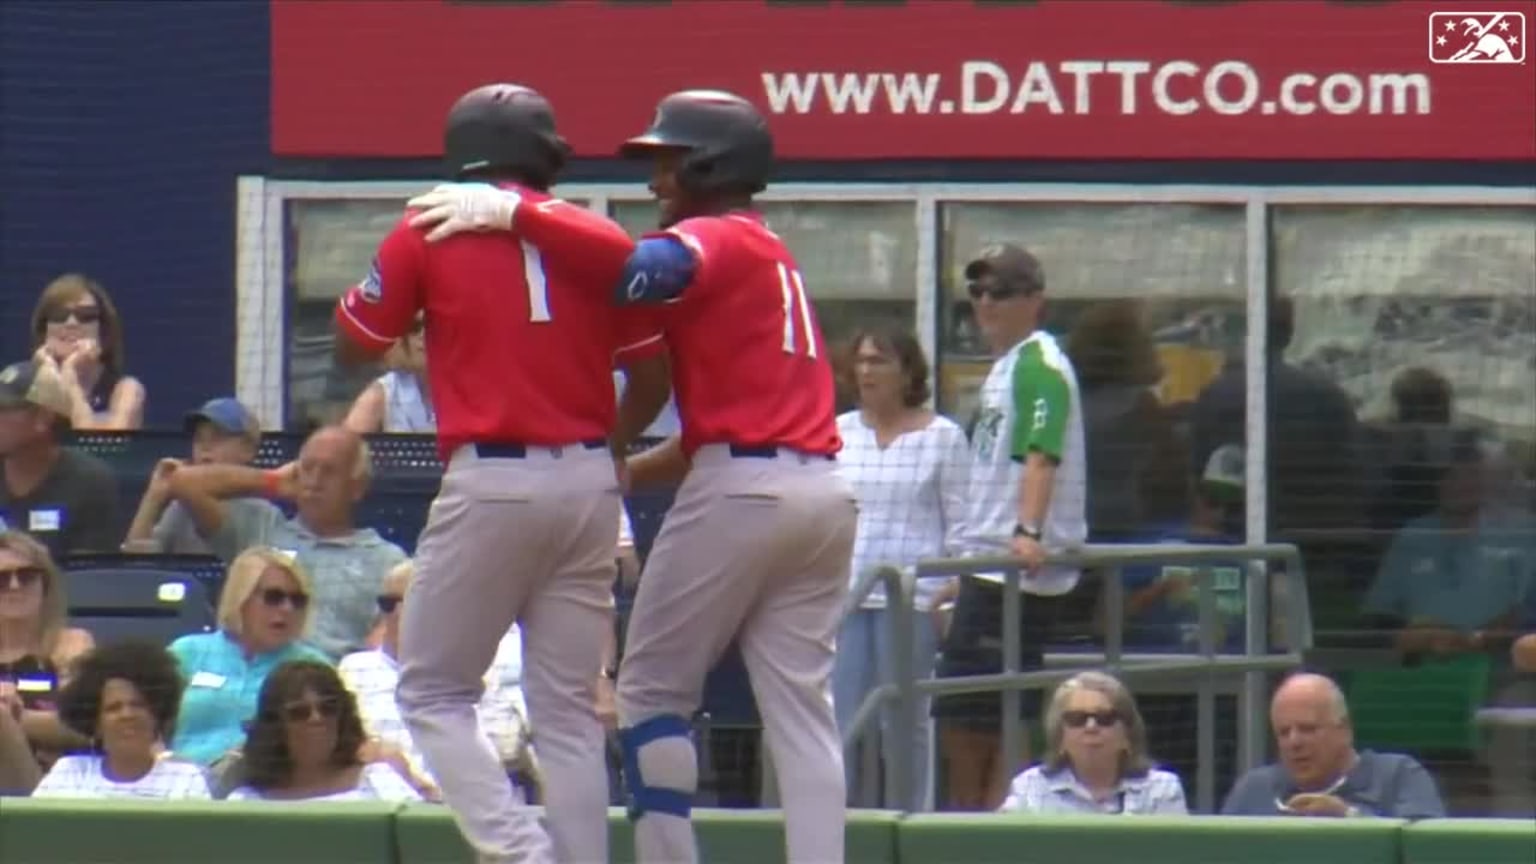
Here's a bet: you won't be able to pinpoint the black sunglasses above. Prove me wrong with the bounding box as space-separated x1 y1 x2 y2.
0 567 44 590
259 588 309 610
376 594 403 614
1063 709 1121 729
45 305 102 325
966 281 1025 302
281 697 341 723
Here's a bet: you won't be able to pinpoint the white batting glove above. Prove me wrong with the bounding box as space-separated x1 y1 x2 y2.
406 183 522 243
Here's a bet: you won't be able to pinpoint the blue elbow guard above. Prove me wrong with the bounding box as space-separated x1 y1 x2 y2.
616 236 696 304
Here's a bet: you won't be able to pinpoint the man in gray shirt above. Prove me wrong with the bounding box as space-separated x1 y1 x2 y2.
164 424 406 659
122 396 262 555
1222 673 1445 819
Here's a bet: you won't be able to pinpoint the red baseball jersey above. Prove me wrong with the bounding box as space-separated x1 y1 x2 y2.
334 188 663 459
657 213 839 457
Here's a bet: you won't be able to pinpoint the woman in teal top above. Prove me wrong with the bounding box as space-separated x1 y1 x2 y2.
168 547 330 764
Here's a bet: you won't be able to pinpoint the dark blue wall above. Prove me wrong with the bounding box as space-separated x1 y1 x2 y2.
0 0 270 426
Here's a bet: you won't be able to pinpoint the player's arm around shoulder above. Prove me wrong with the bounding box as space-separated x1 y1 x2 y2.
334 219 428 366
616 233 701 306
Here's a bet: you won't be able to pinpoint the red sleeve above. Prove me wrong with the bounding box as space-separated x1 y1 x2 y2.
334 220 426 357
613 306 665 366
515 196 637 292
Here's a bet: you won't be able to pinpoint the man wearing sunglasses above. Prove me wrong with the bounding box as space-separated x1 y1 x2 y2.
0 360 120 561
930 243 1088 810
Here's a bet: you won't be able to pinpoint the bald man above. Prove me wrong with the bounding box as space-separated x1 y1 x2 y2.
1220 673 1445 819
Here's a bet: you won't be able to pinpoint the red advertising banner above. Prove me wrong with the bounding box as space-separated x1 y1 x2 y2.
271 0 1536 161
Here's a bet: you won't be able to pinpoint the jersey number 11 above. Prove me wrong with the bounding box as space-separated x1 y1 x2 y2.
776 262 817 359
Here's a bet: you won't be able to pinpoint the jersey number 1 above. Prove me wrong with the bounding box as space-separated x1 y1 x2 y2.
776 262 817 358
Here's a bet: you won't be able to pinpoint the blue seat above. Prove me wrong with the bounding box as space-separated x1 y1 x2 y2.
64 566 217 646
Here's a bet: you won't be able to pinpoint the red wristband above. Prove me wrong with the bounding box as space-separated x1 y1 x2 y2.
261 469 282 499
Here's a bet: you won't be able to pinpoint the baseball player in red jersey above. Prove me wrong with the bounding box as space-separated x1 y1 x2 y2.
333 84 669 864
408 90 859 863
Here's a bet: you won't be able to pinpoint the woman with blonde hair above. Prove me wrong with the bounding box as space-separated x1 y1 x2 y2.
167 547 329 764
0 531 94 792
999 670 1186 815
30 273 145 430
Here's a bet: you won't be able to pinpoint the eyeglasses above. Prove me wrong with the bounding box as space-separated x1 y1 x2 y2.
376 594 403 614
44 305 102 325
0 567 44 590
966 281 1024 302
1063 709 1121 729
258 588 309 610
281 698 340 723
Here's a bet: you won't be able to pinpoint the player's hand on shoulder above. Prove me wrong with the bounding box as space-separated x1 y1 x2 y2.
406 182 522 243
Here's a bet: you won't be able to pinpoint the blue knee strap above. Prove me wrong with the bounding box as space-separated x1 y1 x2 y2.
618 714 693 821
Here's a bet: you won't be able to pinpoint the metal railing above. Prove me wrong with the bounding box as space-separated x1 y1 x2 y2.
839 542 1312 813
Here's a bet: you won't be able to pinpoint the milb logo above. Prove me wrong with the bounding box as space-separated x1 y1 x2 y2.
1428 11 1526 63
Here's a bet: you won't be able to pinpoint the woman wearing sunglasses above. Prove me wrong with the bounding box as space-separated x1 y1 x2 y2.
29 273 144 430
0 531 94 794
998 671 1186 815
166 547 329 765
225 660 419 802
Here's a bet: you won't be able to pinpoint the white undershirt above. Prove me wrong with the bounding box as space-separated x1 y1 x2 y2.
835 411 971 609
32 754 212 800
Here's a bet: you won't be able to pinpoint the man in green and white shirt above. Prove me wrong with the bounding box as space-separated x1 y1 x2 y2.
962 243 1087 595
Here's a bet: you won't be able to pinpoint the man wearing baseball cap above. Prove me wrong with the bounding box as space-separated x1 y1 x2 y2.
930 242 1089 810
122 397 262 555
0 359 120 560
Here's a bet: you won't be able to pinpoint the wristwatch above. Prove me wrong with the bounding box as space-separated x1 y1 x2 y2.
1013 522 1043 541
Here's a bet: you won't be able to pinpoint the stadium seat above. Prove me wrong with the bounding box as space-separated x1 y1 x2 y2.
64 553 227 604
1402 818 1536 864
0 799 397 864
63 566 216 645
1346 654 1491 752
895 814 1405 864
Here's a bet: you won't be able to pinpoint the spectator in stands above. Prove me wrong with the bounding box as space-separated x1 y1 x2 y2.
1190 296 1361 537
0 359 120 560
1516 631 1536 672
1363 429 1534 656
122 397 262 555
164 424 407 659
29 273 144 430
998 671 1186 814
1221 672 1444 818
339 559 536 803
343 314 435 434
33 639 210 799
831 323 968 811
225 660 420 802
167 547 330 765
1066 299 1188 541
0 531 93 785
1389 367 1453 425
930 244 1087 811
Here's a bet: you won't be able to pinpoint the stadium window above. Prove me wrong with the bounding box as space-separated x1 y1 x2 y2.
610 199 921 356
934 202 1247 421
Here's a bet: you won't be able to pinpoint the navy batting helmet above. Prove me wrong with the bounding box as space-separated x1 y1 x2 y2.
443 84 570 188
620 90 773 195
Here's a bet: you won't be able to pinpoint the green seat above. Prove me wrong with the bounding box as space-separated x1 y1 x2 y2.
0 799 397 864
896 814 1405 864
394 805 900 864
1402 818 1536 864
1347 654 1492 751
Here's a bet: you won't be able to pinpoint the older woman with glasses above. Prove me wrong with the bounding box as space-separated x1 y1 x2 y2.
225 661 419 802
167 547 330 765
999 671 1186 815
0 531 94 793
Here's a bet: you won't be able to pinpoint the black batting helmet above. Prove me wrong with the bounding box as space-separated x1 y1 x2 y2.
620 90 773 195
443 83 570 189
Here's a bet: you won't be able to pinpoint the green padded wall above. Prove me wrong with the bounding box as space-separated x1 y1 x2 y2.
1402 819 1536 864
0 800 397 864
393 805 901 864
896 814 1406 864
